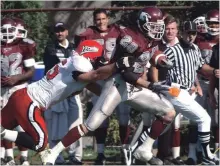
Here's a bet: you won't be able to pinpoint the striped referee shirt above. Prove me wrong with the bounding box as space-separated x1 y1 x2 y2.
164 42 205 89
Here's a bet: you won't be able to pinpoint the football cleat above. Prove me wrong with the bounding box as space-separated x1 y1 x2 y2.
39 148 53 165
20 156 30 165
185 157 196 165
172 157 185 165
147 156 163 165
66 156 83 165
201 156 219 165
5 156 15 165
1 158 7 165
133 145 163 165
163 158 175 165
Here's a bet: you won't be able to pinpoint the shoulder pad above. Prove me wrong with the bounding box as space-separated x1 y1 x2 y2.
72 55 93 72
77 27 94 36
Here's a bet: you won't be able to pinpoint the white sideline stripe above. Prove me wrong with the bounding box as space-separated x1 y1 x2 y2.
28 102 45 150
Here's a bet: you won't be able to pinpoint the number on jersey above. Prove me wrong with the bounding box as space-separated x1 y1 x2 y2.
46 59 67 80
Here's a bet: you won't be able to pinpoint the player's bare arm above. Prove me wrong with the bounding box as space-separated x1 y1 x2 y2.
86 82 102 96
3 66 35 86
149 66 159 82
194 76 203 96
200 64 219 77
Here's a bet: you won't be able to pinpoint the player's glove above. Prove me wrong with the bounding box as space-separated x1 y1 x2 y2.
148 81 170 93
115 56 135 71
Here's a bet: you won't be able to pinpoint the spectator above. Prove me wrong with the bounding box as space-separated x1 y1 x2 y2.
43 22 83 165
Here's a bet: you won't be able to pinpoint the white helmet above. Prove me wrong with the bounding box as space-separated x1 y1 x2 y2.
1 18 17 43
193 16 208 33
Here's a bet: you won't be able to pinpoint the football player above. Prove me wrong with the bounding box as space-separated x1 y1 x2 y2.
41 7 177 165
186 9 220 165
75 9 131 165
1 17 36 165
0 40 118 164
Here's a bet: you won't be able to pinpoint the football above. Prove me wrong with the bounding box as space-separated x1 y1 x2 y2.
150 50 169 68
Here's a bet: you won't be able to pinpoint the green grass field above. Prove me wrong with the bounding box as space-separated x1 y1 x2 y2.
13 147 122 165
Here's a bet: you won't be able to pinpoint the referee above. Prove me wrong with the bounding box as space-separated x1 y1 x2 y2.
162 21 219 165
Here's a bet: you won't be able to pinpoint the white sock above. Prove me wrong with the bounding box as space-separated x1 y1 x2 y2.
3 129 18 142
137 136 155 161
188 143 197 162
52 142 65 156
0 147 5 158
5 149 14 158
97 144 104 154
20 150 28 158
172 147 180 159
141 136 155 151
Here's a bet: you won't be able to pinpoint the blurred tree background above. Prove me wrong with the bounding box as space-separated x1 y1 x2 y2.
1 1 219 146
1 1 50 61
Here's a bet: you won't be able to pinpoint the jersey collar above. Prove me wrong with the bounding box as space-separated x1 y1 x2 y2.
162 37 179 47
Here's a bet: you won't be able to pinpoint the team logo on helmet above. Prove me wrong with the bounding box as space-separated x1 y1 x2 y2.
139 12 151 23
81 46 99 55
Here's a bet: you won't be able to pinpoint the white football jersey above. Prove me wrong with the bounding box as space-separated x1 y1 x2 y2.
27 54 93 109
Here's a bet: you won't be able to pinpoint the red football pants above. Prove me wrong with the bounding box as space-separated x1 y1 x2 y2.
1 88 48 151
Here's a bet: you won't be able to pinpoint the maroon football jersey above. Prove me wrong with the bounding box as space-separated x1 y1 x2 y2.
114 25 159 66
196 35 218 79
1 38 36 77
196 36 218 64
75 24 120 63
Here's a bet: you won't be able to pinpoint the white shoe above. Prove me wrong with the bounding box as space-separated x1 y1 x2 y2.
133 145 153 163
21 161 30 165
5 157 16 165
20 156 30 165
40 149 54 165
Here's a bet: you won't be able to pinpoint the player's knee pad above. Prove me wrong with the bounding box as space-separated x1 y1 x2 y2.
85 109 109 131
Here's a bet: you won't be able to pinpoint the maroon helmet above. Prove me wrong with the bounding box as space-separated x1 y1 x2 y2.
205 9 219 36
1 17 17 43
13 17 27 39
137 7 165 40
